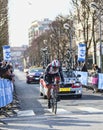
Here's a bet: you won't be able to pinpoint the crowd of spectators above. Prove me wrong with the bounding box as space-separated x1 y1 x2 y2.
91 64 101 73
73 62 88 72
0 60 15 83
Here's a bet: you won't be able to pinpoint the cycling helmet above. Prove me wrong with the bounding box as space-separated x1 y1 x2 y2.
51 60 60 67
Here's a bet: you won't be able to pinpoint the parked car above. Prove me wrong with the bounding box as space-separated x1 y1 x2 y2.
26 67 44 84
40 69 82 99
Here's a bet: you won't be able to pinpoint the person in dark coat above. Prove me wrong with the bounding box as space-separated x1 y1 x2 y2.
81 62 88 72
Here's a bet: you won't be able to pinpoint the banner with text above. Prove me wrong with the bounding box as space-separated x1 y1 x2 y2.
3 45 11 61
0 79 13 108
98 74 103 90
78 43 86 62
74 71 88 86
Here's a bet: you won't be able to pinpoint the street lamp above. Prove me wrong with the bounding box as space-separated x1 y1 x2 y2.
63 23 73 50
41 47 48 68
90 2 102 69
63 23 75 68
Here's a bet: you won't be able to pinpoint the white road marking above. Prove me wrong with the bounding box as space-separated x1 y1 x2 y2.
14 106 103 117
17 110 35 117
47 108 71 115
77 106 103 113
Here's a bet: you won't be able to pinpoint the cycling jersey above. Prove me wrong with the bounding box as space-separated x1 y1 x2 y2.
44 63 64 84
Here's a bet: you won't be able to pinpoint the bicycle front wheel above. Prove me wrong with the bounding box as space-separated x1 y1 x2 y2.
52 89 57 114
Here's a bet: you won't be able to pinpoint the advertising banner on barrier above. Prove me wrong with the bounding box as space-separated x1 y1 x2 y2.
78 43 86 62
72 71 103 90
87 76 93 86
2 45 11 61
0 79 13 108
3 79 13 105
0 79 6 107
98 74 103 90
74 71 88 86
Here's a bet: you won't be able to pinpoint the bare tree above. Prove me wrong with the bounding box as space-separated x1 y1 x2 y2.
0 0 9 59
71 0 103 67
71 0 94 64
49 18 71 62
27 15 77 66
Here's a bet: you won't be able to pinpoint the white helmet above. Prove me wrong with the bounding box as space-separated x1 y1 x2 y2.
51 60 60 67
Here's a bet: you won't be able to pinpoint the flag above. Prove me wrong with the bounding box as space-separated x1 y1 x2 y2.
78 43 86 62
3 45 11 61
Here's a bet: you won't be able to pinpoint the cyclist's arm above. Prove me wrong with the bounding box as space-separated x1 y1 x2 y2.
44 64 51 81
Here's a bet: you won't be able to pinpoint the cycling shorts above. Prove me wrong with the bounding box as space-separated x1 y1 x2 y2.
45 73 60 84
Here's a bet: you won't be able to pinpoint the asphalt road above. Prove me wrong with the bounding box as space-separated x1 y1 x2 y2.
0 69 103 130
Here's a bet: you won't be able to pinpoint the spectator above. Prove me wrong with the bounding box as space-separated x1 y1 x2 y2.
91 64 100 93
1 60 7 67
0 62 2 77
0 61 15 83
81 62 88 72
92 64 101 73
76 62 82 71
94 64 101 73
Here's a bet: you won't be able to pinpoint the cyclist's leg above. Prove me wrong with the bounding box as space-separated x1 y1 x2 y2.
54 74 60 90
54 74 61 101
46 75 52 108
47 85 52 108
47 85 51 99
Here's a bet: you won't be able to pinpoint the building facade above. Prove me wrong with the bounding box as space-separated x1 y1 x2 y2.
11 46 28 68
28 18 52 46
74 0 103 69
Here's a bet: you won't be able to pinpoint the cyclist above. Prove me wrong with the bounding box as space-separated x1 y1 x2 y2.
44 59 64 108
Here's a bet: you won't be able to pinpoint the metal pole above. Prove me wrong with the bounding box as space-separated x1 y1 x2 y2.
69 30 73 68
99 13 102 69
69 30 72 50
63 23 74 69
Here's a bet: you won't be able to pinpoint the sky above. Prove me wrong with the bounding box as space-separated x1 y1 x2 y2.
8 0 72 47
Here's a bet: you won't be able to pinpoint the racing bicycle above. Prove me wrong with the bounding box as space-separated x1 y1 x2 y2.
50 77 60 115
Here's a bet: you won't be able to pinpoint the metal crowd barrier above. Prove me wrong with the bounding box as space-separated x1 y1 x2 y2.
0 78 19 124
74 71 103 91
